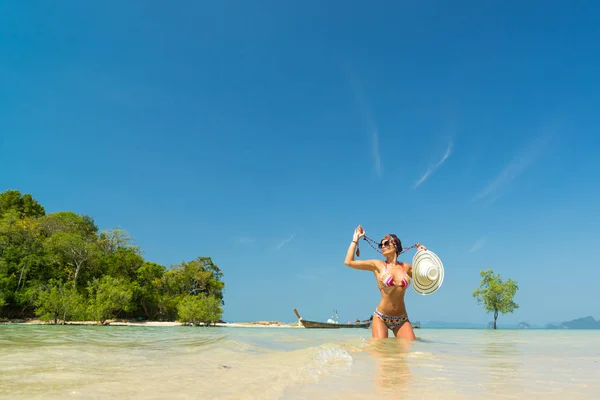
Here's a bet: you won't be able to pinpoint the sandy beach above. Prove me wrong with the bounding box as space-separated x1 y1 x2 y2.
1 318 302 328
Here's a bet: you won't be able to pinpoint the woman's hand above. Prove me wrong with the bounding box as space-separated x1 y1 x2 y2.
353 225 365 242
416 243 427 251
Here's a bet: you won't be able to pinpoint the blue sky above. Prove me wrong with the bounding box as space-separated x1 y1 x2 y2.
1 1 599 326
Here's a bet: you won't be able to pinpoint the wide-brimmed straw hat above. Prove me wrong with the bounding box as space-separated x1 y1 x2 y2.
411 249 444 295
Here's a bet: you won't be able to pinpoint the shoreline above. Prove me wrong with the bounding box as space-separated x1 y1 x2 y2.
0 318 302 328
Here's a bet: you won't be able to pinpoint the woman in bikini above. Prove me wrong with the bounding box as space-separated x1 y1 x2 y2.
344 225 426 340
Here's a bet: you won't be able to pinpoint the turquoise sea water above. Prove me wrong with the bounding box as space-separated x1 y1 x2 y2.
1 324 599 399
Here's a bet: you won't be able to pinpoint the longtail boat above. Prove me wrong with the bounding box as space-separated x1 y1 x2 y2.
293 308 371 329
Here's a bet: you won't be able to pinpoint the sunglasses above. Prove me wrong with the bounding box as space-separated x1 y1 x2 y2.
378 239 394 249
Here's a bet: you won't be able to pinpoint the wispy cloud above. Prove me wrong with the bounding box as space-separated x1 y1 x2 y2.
275 234 296 250
414 141 453 188
344 67 382 177
473 136 550 202
469 237 486 253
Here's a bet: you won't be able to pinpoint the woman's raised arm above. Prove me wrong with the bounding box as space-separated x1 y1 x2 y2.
344 225 377 271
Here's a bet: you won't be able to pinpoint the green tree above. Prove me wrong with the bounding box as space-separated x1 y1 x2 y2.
34 280 83 324
472 269 519 329
0 269 8 309
12 217 45 292
45 232 101 288
177 294 223 326
0 257 12 311
0 190 45 219
157 257 225 320
131 261 165 319
86 276 133 324
168 257 225 302
98 247 144 281
99 228 140 255
38 212 96 239
0 210 48 316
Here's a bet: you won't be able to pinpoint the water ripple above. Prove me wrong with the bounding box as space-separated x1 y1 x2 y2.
1 325 599 399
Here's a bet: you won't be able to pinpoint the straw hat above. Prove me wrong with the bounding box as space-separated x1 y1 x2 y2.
411 249 444 295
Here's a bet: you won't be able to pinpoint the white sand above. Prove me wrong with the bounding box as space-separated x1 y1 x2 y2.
215 322 302 328
2 319 303 328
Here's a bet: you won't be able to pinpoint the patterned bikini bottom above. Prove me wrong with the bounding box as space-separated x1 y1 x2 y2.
373 309 409 329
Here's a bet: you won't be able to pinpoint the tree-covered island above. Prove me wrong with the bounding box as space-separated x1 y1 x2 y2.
0 190 224 326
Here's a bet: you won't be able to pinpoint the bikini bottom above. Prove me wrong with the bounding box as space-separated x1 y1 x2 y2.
373 309 409 330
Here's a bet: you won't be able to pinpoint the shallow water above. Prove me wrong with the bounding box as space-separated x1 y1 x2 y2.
1 325 599 399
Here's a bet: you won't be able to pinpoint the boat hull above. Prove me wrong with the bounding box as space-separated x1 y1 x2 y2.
293 308 371 329
300 319 370 329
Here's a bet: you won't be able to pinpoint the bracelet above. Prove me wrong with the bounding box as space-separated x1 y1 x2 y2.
352 240 358 244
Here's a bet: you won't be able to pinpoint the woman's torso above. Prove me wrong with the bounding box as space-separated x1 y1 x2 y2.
374 260 410 316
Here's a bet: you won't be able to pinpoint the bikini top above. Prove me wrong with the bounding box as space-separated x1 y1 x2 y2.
379 261 410 289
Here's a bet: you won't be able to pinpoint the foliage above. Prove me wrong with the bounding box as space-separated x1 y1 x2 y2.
0 190 45 219
0 190 226 325
177 294 223 326
45 232 101 288
34 279 83 324
164 257 225 303
472 269 519 329
131 262 165 319
85 276 133 324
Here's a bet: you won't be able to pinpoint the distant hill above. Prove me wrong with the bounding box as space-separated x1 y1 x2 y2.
424 320 535 329
418 316 600 330
546 316 600 329
421 321 487 329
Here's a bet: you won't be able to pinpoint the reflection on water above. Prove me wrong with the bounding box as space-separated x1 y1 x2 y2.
481 331 523 397
1 325 599 399
367 338 412 392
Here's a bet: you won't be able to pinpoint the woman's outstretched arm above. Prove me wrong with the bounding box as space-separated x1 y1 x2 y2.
344 225 377 271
